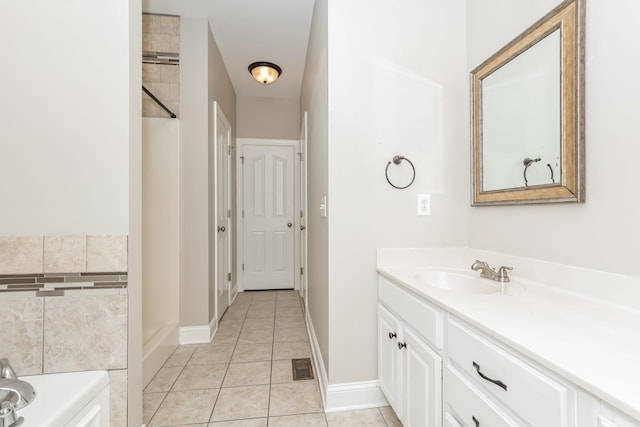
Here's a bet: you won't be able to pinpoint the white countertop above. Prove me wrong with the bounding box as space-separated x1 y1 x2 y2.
377 247 640 422
18 370 109 427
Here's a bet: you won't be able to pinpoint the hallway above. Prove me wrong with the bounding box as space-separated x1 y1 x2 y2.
143 290 402 426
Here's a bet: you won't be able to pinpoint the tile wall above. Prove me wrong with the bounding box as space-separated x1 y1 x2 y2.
0 235 128 426
142 14 180 118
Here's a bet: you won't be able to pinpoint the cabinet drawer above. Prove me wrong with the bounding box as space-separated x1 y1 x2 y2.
447 365 520 427
379 275 443 348
447 318 574 427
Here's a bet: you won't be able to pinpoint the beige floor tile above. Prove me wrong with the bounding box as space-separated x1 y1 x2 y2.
231 343 272 363
269 413 327 426
238 328 274 344
189 345 235 365
275 306 303 317
164 346 196 367
223 361 271 387
173 364 228 390
325 408 387 426
242 318 274 331
276 300 301 309
210 385 270 422
269 382 323 416
379 406 403 427
270 359 294 384
232 292 253 304
209 419 267 426
274 327 308 343
223 309 248 321
272 341 311 360
145 366 183 392
150 389 219 426
275 316 305 329
246 308 275 319
212 328 241 345
219 319 244 331
143 392 166 424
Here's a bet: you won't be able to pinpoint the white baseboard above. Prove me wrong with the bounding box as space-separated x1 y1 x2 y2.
179 317 217 345
142 322 179 387
305 311 388 413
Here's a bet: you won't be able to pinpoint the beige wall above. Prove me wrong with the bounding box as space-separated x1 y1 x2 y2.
237 96 300 139
301 0 330 377
207 24 237 323
179 17 211 327
466 0 640 276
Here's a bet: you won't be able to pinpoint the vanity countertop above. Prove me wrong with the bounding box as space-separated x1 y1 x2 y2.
377 247 640 421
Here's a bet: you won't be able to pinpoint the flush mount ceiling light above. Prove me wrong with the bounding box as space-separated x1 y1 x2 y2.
248 61 282 85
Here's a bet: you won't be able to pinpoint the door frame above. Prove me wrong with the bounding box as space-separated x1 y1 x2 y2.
236 138 301 292
299 112 308 312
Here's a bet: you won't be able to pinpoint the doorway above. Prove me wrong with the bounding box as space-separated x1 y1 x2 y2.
237 139 301 291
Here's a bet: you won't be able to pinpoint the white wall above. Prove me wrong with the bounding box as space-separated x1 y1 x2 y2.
0 1 130 235
142 118 180 343
301 0 330 375
467 0 640 276
237 96 300 139
326 0 468 384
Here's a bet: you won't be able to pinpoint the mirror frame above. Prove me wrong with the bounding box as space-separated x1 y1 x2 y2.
471 0 585 205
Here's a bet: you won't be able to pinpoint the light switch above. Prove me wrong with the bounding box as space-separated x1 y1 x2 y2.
417 194 431 216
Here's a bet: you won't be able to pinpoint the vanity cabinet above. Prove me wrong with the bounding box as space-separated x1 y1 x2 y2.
378 276 443 427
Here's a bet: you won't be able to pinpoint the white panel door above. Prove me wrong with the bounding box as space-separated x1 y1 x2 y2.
243 144 295 290
215 103 231 318
378 304 404 417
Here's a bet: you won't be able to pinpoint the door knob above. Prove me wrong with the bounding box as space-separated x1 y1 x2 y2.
218 226 226 232
300 225 306 231
287 222 293 228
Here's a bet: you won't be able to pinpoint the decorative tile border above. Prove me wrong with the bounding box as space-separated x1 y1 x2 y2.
0 272 128 293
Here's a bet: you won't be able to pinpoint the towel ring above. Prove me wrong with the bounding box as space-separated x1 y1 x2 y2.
385 155 415 190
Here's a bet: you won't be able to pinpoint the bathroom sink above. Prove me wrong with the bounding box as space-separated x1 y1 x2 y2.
412 268 502 294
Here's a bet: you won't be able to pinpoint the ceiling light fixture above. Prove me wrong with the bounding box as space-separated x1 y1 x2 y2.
248 61 282 85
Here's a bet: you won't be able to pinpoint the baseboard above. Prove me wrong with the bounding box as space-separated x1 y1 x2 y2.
179 317 217 345
142 322 179 387
324 381 389 413
305 311 388 413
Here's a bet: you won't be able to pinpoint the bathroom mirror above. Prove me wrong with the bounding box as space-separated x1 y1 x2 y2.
471 0 585 205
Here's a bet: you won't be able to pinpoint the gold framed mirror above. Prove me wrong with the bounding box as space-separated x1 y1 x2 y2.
471 0 585 205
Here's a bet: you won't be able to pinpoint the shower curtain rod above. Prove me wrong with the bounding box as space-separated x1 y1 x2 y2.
142 85 177 119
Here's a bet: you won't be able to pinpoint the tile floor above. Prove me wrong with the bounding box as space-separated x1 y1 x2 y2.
143 290 402 426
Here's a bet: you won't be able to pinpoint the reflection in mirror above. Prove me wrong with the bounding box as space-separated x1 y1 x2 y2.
482 29 560 191
471 0 585 205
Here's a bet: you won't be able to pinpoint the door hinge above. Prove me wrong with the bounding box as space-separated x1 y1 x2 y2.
228 272 231 281
228 209 231 218
242 264 245 271
228 146 231 155
300 267 304 275
300 210 303 218
240 156 244 164
242 210 244 218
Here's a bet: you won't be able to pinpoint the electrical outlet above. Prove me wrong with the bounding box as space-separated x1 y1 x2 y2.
417 194 431 216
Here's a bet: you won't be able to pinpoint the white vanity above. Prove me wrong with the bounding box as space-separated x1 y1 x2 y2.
377 248 640 427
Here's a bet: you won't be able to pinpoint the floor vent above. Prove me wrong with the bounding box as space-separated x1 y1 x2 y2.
292 358 314 381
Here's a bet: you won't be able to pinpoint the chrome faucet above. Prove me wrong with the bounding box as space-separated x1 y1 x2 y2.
471 260 513 283
0 359 35 427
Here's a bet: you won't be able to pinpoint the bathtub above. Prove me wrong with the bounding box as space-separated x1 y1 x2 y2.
17 371 109 427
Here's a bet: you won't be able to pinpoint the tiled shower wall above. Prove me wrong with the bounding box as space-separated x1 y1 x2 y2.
0 235 128 426
142 14 180 118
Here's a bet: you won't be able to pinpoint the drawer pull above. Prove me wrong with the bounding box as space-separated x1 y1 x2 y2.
473 361 507 391
472 415 480 427
398 342 407 350
388 332 397 340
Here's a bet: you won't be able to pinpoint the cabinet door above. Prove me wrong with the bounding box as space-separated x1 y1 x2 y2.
378 304 403 414
402 326 442 427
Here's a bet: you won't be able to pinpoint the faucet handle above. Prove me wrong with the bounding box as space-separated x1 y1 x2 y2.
0 359 18 380
497 266 513 282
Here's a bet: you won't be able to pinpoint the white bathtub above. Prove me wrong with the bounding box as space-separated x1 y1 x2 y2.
17 371 109 427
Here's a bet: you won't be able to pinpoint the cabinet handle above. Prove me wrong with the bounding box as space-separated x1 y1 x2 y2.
472 415 480 427
473 361 507 391
397 342 407 350
388 332 397 340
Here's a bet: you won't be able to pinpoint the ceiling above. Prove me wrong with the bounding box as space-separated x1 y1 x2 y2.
142 0 315 100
